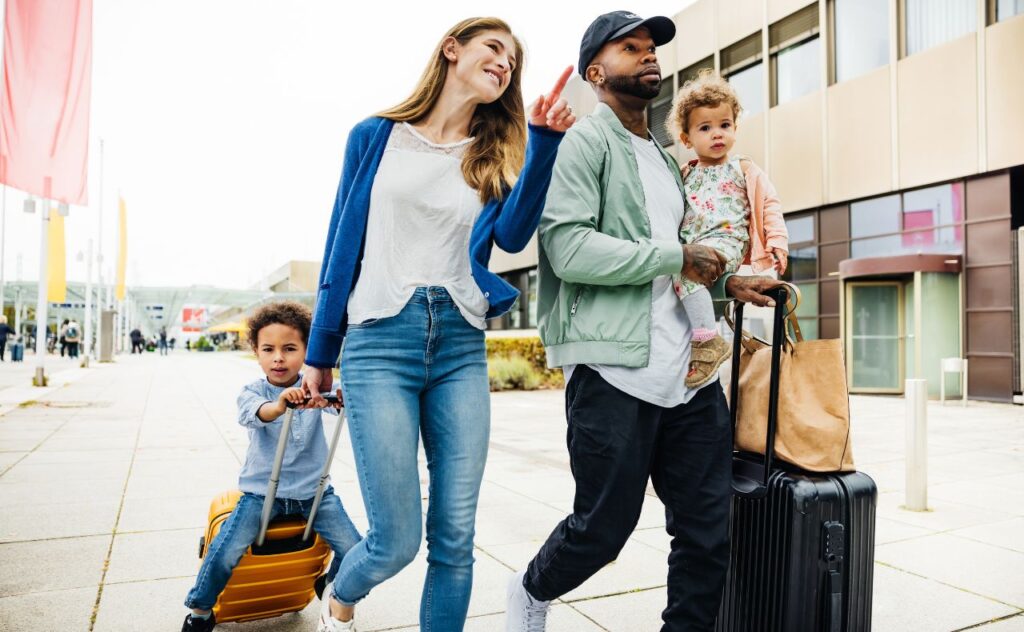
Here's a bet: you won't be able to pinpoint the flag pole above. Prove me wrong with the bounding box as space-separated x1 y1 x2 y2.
33 201 49 386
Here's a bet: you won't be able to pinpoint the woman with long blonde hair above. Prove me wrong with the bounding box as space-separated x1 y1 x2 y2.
301 17 575 632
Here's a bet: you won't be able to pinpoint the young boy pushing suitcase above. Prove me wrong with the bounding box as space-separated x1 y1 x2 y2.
182 301 361 631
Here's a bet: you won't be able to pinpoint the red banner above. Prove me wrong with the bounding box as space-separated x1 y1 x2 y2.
0 0 93 204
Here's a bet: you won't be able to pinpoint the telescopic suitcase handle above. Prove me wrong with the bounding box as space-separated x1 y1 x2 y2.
255 393 343 546
728 284 794 499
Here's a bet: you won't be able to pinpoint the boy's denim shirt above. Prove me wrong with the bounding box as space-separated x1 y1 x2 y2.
236 373 340 500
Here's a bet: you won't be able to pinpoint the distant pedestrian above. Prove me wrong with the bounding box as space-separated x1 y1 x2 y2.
158 327 168 356
59 318 69 357
130 327 144 354
65 319 82 359
0 316 12 361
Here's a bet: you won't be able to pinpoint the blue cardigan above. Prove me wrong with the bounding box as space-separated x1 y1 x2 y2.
306 117 564 368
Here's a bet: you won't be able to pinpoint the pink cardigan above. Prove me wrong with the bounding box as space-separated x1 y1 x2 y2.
682 157 788 273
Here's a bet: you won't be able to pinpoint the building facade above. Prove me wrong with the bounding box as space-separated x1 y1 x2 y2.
488 0 1024 402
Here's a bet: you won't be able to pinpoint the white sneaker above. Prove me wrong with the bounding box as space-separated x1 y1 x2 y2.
317 581 357 632
505 569 550 632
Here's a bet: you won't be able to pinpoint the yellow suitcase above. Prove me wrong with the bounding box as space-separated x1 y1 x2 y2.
195 396 345 624
198 490 332 623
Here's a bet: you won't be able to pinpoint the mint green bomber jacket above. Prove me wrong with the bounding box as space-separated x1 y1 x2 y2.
537 102 728 369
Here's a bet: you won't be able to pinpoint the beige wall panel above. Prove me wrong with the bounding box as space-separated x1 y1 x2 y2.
768 0 815 24
770 92 824 212
986 15 1024 170
827 67 892 203
674 0 716 70
734 112 766 167
717 0 764 47
490 233 539 274
898 34 978 189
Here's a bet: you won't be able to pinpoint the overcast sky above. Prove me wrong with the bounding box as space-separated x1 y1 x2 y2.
2 0 692 291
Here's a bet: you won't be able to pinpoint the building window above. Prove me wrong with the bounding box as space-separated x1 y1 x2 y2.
904 0 976 56
901 183 965 253
721 32 764 117
770 4 821 106
992 0 1024 21
831 0 889 83
781 213 819 340
648 77 675 147
850 194 901 257
678 55 714 88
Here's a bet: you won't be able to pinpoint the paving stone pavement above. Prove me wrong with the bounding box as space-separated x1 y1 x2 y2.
0 351 1022 631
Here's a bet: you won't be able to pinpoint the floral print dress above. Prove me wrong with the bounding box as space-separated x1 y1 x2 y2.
674 156 751 297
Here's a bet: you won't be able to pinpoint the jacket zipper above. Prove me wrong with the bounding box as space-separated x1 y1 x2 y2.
570 287 583 316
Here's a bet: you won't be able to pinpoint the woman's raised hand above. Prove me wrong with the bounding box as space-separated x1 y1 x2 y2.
529 65 576 133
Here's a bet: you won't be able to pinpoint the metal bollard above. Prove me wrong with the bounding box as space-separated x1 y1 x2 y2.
905 379 928 511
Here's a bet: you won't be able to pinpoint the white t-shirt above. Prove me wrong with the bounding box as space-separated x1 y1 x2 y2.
347 122 489 329
565 133 711 408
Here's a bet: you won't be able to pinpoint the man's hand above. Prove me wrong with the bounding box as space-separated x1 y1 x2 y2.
681 244 727 287
301 367 336 408
725 276 786 307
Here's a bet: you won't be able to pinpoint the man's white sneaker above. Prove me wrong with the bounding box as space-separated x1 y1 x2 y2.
505 569 550 632
316 581 357 632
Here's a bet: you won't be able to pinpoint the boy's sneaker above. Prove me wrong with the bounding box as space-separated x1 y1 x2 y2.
181 613 216 632
506 570 550 631
685 334 732 388
317 581 356 632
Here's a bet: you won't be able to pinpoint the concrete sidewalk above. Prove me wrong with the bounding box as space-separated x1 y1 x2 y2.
0 351 1022 631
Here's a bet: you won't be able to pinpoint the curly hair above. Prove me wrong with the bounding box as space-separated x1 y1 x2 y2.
668 69 743 141
247 301 311 350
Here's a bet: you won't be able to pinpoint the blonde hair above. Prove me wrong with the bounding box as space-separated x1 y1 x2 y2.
668 69 742 140
377 17 526 204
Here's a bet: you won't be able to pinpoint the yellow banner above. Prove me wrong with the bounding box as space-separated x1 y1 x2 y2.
116 197 127 301
47 208 67 302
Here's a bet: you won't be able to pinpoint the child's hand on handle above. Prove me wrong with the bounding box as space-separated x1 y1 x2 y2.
278 387 306 409
529 66 576 133
771 248 788 275
301 367 337 408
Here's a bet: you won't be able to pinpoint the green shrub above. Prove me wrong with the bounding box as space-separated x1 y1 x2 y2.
485 336 564 389
488 355 542 391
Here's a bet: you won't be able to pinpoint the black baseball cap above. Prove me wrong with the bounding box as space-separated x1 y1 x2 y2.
578 11 676 78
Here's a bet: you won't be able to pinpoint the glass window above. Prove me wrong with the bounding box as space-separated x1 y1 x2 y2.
770 4 821 105
901 183 964 253
850 235 902 258
775 36 821 105
721 33 764 118
727 63 764 117
850 194 900 238
786 214 816 244
996 0 1024 21
905 0 976 56
678 56 714 88
792 282 819 340
782 246 819 282
648 78 675 147
833 0 889 83
527 269 538 328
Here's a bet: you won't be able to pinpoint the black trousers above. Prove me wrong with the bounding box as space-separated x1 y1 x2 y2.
524 365 732 632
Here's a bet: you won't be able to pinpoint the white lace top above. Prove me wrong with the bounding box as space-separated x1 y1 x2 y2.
346 122 488 329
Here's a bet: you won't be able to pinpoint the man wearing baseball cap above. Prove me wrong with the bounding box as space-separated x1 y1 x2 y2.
505 11 781 632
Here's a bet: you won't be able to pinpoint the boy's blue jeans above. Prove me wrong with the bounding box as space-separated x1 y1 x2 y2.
332 287 490 632
184 487 361 611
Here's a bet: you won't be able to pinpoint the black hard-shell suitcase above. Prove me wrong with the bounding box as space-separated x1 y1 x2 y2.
716 286 877 632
